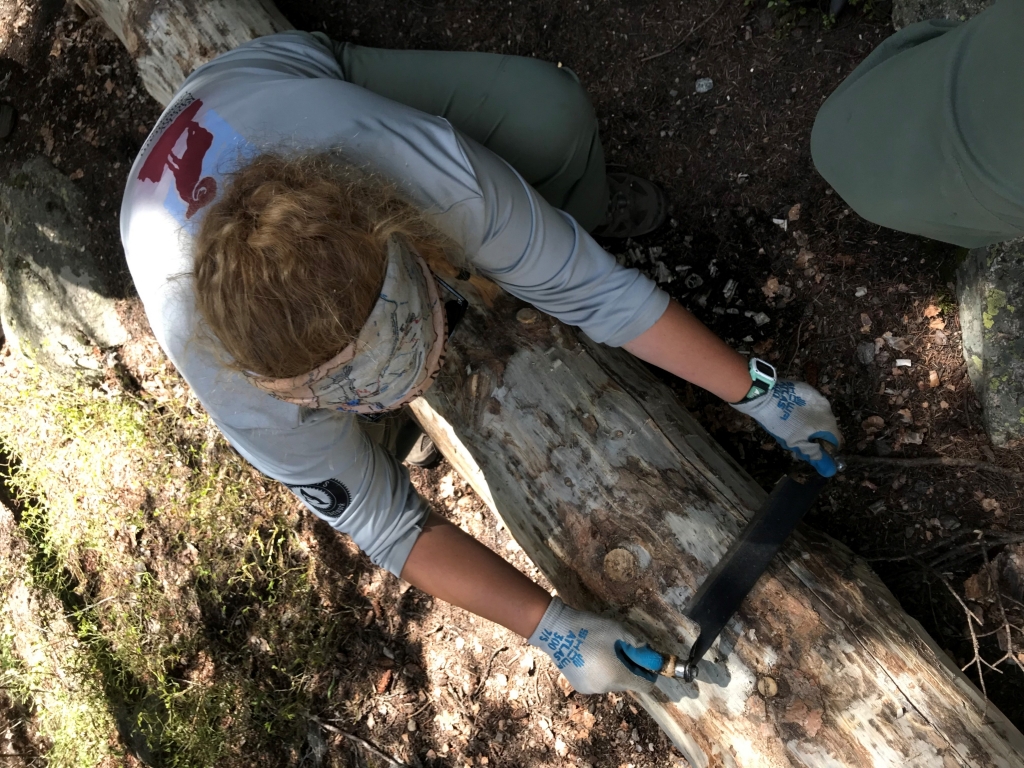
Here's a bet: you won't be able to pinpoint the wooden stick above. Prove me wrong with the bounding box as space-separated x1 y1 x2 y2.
845 454 1024 482
309 716 411 768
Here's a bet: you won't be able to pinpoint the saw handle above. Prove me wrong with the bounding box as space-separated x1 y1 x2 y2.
816 437 845 473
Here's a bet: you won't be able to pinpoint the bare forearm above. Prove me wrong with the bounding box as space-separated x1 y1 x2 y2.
622 299 750 402
399 512 552 638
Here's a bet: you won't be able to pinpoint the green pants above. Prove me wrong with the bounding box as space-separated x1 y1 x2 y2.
313 35 609 232
811 0 1024 248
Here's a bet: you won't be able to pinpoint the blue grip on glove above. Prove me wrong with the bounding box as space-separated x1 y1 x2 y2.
614 641 662 682
731 380 842 478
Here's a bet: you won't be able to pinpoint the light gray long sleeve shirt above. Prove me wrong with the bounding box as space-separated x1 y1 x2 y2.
120 31 669 576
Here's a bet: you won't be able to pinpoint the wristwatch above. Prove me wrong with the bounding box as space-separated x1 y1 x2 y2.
742 357 777 401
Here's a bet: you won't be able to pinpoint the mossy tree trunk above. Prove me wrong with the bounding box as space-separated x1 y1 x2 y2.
80 1 1024 765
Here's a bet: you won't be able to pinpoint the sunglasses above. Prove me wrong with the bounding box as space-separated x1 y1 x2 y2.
436 276 469 339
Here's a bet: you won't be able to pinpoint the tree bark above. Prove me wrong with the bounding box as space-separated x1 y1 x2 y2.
79 1 1024 765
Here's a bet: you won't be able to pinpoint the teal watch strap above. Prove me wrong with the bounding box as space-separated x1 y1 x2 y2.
743 357 777 401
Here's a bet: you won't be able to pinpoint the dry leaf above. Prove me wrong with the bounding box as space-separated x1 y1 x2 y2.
928 317 946 330
795 248 815 268
923 304 941 318
762 276 781 298
964 568 995 603
862 416 885 434
69 168 85 180
882 332 910 352
896 409 913 424
376 668 392 695
981 498 1004 517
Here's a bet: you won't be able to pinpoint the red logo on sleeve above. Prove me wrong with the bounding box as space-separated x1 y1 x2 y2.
138 99 217 219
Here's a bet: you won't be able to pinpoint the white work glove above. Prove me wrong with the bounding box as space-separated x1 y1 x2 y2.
528 597 659 694
731 380 841 477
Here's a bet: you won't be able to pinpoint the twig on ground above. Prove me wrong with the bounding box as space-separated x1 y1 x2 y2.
977 543 1024 676
927 535 1024 571
866 530 1024 567
310 716 411 768
472 645 508 699
868 528 1024 565
786 320 804 374
639 0 727 62
919 557 991 698
845 454 1024 482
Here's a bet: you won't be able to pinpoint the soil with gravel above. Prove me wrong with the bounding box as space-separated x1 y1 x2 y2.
2 0 1023 765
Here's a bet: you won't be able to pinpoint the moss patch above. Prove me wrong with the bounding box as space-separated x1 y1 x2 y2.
983 288 1008 329
0 354 366 767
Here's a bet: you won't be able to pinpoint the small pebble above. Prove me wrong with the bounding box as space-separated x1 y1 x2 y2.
695 77 714 93
855 286 868 297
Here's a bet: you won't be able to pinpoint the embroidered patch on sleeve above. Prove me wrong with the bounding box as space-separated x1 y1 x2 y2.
287 479 352 517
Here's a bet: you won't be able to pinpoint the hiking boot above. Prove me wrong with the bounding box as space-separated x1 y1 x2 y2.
591 172 668 239
396 420 441 468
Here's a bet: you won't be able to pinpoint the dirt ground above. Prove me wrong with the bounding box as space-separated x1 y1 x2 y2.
1 0 1023 765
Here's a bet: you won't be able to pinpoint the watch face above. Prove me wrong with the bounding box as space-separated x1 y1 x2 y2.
753 358 775 378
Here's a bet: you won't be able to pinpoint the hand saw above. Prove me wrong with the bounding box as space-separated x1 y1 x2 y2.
659 445 844 683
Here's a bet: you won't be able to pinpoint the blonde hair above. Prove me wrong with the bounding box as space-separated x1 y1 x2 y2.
192 152 476 379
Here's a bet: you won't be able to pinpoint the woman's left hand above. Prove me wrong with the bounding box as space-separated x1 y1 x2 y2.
730 380 842 477
529 597 659 694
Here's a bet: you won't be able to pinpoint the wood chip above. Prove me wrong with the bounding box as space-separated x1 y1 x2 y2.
556 674 574 697
929 371 940 388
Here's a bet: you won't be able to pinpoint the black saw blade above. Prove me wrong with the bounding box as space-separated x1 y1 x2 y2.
680 470 829 681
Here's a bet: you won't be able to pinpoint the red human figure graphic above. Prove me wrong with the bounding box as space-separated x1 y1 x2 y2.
138 99 218 219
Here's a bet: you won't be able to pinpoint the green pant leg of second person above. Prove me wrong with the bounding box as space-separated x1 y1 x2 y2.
334 42 609 232
811 0 1024 249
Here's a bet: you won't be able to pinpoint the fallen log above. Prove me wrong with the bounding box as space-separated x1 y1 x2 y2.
412 297 1024 767
75 0 293 106
79 1 1024 765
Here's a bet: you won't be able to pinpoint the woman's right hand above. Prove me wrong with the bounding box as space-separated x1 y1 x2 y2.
730 380 842 477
